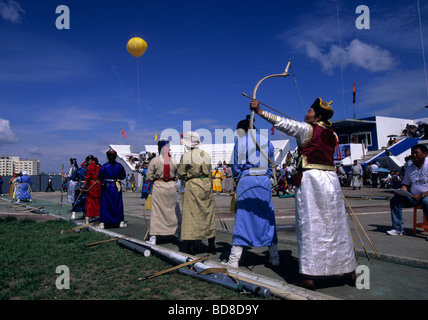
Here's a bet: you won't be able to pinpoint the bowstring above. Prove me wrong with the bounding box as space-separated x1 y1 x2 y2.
289 63 306 113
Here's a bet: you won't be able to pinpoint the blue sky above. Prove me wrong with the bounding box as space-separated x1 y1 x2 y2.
0 0 427 172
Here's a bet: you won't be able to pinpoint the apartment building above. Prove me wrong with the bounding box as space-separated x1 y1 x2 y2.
0 156 41 176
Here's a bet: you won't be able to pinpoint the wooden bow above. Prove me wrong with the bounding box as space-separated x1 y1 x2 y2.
248 59 292 186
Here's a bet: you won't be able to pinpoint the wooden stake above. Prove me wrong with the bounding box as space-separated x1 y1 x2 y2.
19 207 44 214
140 254 212 281
87 234 133 247
344 196 381 260
346 205 371 264
61 222 97 234
213 197 228 231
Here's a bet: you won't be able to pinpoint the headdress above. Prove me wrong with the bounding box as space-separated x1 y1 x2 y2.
85 155 95 162
106 149 117 162
311 97 334 126
183 131 201 149
157 140 170 152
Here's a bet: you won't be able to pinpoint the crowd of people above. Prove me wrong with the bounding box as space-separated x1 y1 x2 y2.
3 97 426 293
60 99 427 292
335 159 405 190
4 171 33 204
65 151 127 228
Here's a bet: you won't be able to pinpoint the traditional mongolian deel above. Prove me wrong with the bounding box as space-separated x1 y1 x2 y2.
98 159 126 224
222 165 234 194
231 131 278 247
146 144 181 237
84 161 101 218
177 144 216 241
140 166 152 200
8 174 16 199
70 165 86 214
66 159 78 204
350 161 363 189
211 169 223 192
15 172 31 201
262 109 357 276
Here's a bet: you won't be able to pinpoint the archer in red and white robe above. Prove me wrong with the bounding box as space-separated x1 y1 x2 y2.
261 110 357 278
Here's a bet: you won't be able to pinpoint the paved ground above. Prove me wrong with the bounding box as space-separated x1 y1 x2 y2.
1 185 427 300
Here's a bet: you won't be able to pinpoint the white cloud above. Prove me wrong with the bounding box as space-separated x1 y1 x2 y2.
0 0 24 24
0 118 19 145
26 147 42 155
304 39 397 74
279 2 424 75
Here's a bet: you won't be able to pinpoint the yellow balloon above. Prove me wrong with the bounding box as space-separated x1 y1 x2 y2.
127 37 147 58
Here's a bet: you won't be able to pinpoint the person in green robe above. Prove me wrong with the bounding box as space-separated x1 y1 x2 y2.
177 131 216 255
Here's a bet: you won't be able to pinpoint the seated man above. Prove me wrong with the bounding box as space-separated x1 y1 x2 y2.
380 172 392 189
388 144 428 237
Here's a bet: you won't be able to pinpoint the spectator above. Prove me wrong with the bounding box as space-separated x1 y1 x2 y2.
45 176 54 192
350 160 363 190
387 144 428 236
336 164 347 187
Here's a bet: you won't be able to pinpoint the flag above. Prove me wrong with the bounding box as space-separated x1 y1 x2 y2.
121 129 125 139
270 126 274 135
353 82 356 104
154 133 157 141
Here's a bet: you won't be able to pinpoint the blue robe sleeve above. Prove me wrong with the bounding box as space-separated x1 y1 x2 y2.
98 165 105 181
118 164 126 180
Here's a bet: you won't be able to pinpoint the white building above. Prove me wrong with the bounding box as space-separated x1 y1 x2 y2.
0 156 41 176
332 115 428 169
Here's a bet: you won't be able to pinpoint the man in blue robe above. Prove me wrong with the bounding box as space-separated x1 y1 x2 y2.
14 171 32 203
70 162 87 220
140 161 152 201
223 116 279 268
98 149 127 228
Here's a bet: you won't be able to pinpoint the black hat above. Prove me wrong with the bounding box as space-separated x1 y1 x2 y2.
237 115 256 131
85 155 95 162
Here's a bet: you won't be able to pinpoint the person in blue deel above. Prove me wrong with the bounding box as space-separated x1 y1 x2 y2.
98 149 127 229
223 116 279 269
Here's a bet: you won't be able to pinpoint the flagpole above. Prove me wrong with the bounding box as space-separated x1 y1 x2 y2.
353 102 355 119
353 82 356 119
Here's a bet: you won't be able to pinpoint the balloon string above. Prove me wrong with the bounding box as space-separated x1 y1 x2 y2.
137 58 141 132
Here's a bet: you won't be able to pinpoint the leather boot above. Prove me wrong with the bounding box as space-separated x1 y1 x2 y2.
296 274 315 290
148 235 156 245
346 271 357 287
222 245 243 268
268 244 280 266
186 240 195 255
207 237 216 254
